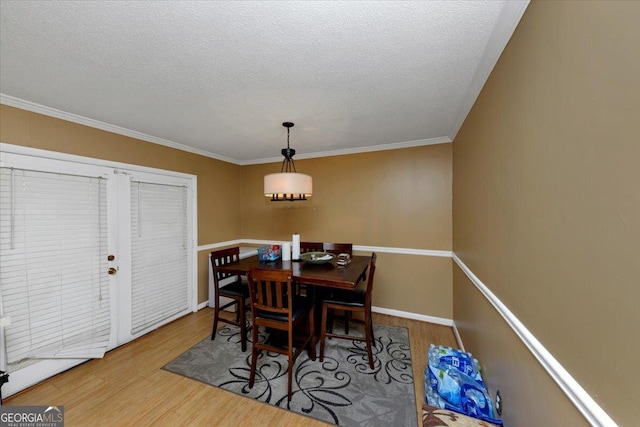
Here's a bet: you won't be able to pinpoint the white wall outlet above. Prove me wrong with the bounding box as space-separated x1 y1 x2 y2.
495 390 502 415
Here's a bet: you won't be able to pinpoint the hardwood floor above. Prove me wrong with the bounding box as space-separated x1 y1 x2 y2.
5 308 458 426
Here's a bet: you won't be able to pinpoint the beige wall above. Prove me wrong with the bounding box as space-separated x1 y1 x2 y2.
6 2 634 423
1 105 453 318
242 145 453 317
452 1 640 425
453 269 585 425
241 146 452 249
5 3 635 422
0 104 243 303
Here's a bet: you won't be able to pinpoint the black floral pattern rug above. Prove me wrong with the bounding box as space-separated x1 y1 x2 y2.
163 321 417 427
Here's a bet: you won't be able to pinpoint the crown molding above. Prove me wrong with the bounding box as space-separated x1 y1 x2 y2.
2 94 451 166
448 0 530 141
243 137 452 165
0 94 242 165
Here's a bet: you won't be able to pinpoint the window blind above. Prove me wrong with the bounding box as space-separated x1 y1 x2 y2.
130 181 189 334
0 167 110 364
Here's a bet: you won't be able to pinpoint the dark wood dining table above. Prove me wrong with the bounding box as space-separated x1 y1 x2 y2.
216 253 371 341
215 254 371 291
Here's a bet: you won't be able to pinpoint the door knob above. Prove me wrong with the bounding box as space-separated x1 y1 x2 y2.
108 267 117 275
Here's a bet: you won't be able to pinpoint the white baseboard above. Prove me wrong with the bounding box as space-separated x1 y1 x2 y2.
197 301 462 350
198 296 455 328
372 306 453 326
196 240 612 426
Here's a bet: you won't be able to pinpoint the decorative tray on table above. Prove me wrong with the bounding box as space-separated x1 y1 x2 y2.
299 252 336 264
257 245 281 262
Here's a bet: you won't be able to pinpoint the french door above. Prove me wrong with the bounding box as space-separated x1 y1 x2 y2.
0 144 196 396
114 169 194 344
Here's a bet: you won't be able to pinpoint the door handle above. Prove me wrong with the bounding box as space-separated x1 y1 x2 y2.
108 267 117 275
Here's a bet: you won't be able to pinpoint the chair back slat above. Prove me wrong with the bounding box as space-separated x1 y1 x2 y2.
211 247 241 282
211 247 242 288
300 241 323 253
248 268 293 318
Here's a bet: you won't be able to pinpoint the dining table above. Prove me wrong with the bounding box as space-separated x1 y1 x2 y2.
215 252 371 339
215 253 371 291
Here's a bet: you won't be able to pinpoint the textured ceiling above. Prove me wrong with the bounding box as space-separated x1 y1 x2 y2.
0 1 528 165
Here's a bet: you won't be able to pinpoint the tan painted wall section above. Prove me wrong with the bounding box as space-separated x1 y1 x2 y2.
0 105 242 303
242 144 453 317
453 268 587 426
1 106 453 318
452 1 640 425
241 145 452 248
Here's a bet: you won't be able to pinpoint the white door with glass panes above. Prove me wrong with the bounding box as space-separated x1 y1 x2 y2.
0 145 196 397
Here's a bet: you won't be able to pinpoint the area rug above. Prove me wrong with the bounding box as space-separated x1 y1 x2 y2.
163 321 417 427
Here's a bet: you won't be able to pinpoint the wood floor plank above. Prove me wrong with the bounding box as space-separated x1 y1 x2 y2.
5 308 458 426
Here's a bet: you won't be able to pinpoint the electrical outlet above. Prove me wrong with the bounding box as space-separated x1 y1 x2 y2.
495 390 502 415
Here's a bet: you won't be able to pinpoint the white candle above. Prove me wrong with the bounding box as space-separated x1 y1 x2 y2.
282 242 291 261
292 233 301 260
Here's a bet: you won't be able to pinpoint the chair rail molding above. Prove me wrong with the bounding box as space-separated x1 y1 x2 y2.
197 239 615 426
197 240 452 258
452 253 617 427
198 240 454 328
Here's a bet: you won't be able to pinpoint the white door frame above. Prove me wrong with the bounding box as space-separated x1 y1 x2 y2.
0 142 198 397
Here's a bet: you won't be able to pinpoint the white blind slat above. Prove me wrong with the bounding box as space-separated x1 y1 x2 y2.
0 167 110 365
129 182 189 334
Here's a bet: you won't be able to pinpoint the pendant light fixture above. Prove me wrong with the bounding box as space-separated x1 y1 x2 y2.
264 122 312 202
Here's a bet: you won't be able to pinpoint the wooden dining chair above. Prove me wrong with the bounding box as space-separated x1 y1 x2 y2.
295 242 324 296
322 242 358 332
322 242 352 255
320 252 377 369
300 241 323 253
210 247 250 352
247 267 316 402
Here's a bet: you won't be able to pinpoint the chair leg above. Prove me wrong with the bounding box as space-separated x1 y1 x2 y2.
364 310 374 369
308 307 316 361
239 299 247 352
370 315 375 342
327 307 334 337
287 326 294 402
211 303 220 340
344 310 351 334
319 303 328 362
249 324 260 389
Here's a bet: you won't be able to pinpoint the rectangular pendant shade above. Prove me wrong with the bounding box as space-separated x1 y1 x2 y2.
264 172 312 199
